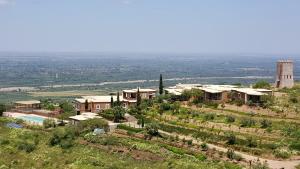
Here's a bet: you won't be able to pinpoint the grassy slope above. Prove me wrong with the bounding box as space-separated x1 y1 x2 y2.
0 118 239 169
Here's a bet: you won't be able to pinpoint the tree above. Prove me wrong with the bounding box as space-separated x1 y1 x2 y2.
136 88 141 107
84 99 89 111
116 92 121 106
113 106 125 123
253 80 271 89
59 101 76 124
145 122 159 139
110 96 114 108
0 104 6 116
159 74 164 95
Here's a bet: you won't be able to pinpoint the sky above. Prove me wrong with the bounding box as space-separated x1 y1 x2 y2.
0 0 300 54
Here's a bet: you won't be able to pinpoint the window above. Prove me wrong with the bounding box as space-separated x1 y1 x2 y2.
96 104 101 110
105 104 110 109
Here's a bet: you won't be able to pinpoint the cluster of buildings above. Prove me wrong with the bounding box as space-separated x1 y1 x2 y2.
74 88 156 113
165 84 272 104
3 59 295 126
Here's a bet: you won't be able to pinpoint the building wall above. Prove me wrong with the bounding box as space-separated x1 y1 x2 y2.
76 102 112 113
123 91 156 100
15 103 41 109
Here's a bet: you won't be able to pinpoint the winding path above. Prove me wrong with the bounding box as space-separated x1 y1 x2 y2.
159 130 300 169
123 114 300 169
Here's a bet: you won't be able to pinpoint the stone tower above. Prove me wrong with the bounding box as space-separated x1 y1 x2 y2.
275 60 294 88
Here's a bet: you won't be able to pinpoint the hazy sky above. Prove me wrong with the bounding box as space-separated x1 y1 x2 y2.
0 0 300 54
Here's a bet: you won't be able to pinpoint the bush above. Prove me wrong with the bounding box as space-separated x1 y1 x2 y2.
253 80 271 89
196 153 207 161
205 102 219 108
240 118 256 127
75 118 109 135
246 137 257 148
274 149 291 159
226 133 236 145
226 115 235 123
226 149 242 161
187 139 193 146
226 149 235 160
0 139 10 145
260 119 272 128
252 161 270 169
43 119 56 129
160 102 171 111
49 127 75 149
203 113 216 121
17 142 36 153
289 142 300 151
145 123 160 139
0 103 6 116
200 142 208 151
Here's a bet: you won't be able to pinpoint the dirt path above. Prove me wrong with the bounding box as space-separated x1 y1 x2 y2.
159 130 300 169
123 114 300 168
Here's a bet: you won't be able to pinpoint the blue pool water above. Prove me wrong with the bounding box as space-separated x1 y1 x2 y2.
17 115 45 124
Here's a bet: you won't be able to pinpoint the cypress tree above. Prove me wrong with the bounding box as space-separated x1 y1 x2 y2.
159 74 164 95
136 88 141 107
85 99 89 111
111 96 114 108
116 92 120 106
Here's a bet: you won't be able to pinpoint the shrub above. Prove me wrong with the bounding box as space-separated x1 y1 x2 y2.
16 119 24 124
17 142 36 153
187 139 193 146
0 103 6 116
253 80 271 89
200 142 208 151
43 119 56 129
240 118 256 127
226 115 235 123
252 161 270 169
160 102 171 111
113 106 126 123
145 123 159 139
75 118 109 135
0 139 9 145
226 133 236 145
260 119 272 128
246 137 257 148
226 149 242 161
235 100 244 107
49 127 75 149
274 149 291 159
289 142 300 151
203 113 216 121
226 149 235 160
196 153 207 161
205 102 219 108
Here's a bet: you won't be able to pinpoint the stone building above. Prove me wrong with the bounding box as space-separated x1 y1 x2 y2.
275 60 294 88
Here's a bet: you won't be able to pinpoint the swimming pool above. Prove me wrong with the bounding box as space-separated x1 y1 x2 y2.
17 115 45 124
